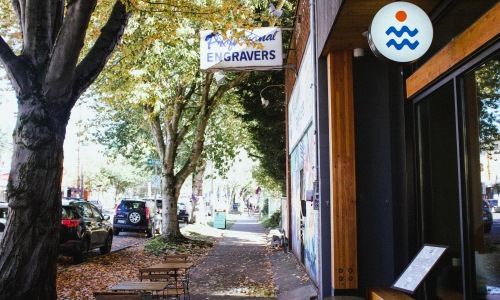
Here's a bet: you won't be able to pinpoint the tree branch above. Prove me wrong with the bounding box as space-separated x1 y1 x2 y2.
10 0 22 34
22 0 52 65
70 1 131 106
210 71 251 105
175 71 250 185
176 105 201 145
44 0 97 103
0 35 30 95
51 0 65 43
130 1 213 14
171 85 186 134
175 80 199 144
145 105 166 162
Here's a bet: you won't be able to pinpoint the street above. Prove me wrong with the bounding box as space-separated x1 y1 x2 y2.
57 219 187 270
481 212 500 294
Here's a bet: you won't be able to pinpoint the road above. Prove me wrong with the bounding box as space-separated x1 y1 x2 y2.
57 215 187 269
481 212 500 294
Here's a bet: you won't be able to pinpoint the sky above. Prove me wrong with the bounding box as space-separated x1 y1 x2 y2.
0 77 103 184
0 74 259 206
0 85 17 174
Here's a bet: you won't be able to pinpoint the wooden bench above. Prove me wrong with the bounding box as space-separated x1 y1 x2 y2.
93 291 141 300
161 288 185 298
138 273 172 281
366 287 413 300
162 254 189 261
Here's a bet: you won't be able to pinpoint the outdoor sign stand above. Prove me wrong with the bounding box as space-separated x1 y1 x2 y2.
213 209 226 229
391 244 448 294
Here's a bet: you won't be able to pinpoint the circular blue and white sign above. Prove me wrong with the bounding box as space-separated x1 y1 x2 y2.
368 2 433 63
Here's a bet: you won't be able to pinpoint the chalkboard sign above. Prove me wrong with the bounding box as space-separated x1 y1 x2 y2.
391 244 448 294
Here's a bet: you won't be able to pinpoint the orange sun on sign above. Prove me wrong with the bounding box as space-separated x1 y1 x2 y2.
395 10 407 22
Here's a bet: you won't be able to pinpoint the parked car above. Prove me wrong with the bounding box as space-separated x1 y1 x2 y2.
178 202 190 223
145 198 191 224
88 199 103 211
483 200 493 233
113 199 161 237
142 198 162 213
60 198 113 263
0 202 8 241
487 199 500 213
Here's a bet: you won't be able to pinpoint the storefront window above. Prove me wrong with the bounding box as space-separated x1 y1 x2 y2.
415 80 464 299
466 54 500 297
414 53 500 299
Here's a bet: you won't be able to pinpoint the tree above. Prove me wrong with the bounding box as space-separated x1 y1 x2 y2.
236 70 286 194
0 1 130 298
89 0 287 238
85 156 147 203
0 0 270 297
477 58 500 152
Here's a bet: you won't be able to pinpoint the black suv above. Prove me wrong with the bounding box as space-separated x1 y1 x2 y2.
60 199 113 263
148 198 189 223
177 202 190 223
113 199 161 237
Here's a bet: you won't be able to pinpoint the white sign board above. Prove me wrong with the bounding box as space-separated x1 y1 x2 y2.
392 244 448 293
200 27 282 71
368 1 433 63
288 38 314 152
151 175 160 189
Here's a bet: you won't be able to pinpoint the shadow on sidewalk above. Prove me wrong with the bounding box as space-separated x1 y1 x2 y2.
189 214 317 300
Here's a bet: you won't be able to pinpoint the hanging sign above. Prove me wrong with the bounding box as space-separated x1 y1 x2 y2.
200 27 282 71
368 2 433 63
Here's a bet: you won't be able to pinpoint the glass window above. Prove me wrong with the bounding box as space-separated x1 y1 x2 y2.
61 207 77 220
91 206 102 221
414 53 500 298
415 80 464 298
464 54 500 297
79 203 93 218
117 201 143 212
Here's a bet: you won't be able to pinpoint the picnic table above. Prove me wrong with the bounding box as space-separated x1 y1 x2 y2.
138 261 194 299
111 281 168 292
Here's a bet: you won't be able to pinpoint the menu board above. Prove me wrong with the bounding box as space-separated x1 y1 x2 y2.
391 244 448 294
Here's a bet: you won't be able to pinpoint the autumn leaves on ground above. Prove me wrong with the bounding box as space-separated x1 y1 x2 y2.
56 222 275 299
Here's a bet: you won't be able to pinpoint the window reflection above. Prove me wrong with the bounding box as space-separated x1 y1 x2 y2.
473 55 500 297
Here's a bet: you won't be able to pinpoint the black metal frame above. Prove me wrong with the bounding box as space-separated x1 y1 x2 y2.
409 39 499 299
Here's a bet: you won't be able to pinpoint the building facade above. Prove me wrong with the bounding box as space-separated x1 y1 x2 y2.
284 1 500 299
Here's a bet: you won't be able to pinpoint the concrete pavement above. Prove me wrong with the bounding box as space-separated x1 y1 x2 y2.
189 212 317 300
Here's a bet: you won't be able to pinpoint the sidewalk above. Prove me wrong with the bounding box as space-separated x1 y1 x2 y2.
189 213 318 300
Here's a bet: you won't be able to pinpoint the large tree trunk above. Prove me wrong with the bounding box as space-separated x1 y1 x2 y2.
0 96 69 299
161 173 183 239
192 162 206 225
147 72 251 240
0 1 129 297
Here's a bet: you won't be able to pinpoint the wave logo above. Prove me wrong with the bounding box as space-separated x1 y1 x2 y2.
385 11 420 50
368 2 433 63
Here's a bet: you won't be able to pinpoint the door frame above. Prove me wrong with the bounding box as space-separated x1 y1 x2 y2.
409 40 499 299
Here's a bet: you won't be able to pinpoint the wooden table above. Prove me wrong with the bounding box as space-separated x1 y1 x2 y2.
111 281 168 292
147 262 193 270
111 281 182 299
140 262 194 299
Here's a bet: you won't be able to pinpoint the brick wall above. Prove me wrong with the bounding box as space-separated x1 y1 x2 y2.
285 0 311 102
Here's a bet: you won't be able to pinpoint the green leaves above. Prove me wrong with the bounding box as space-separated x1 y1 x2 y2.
235 70 286 195
477 59 500 152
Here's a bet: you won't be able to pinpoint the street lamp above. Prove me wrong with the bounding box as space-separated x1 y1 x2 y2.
259 84 285 108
